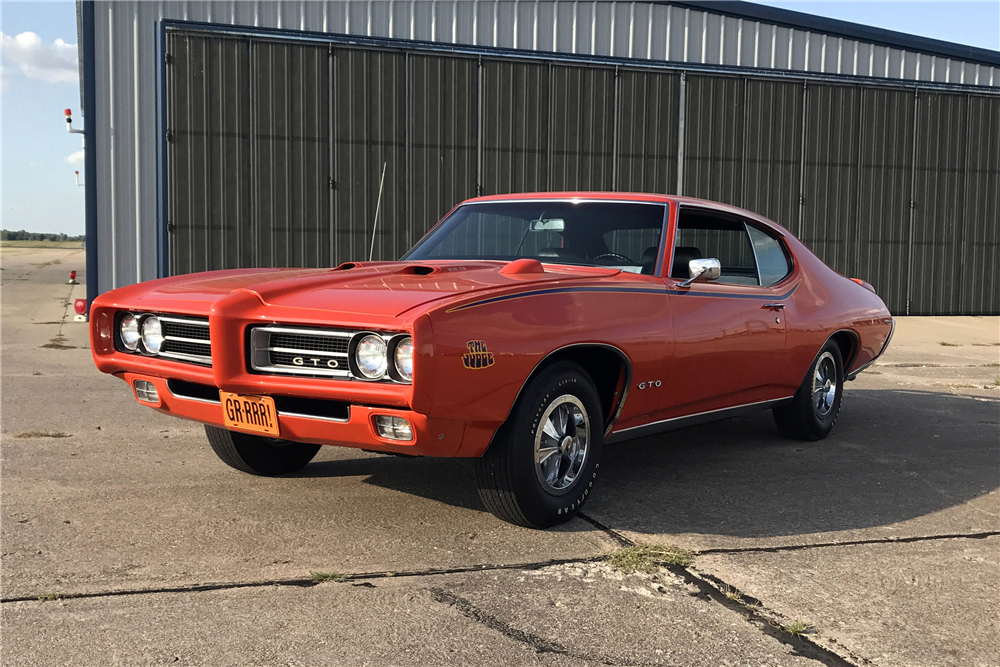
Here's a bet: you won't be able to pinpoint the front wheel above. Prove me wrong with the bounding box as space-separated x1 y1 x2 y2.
475 361 604 528
205 426 321 476
772 341 844 441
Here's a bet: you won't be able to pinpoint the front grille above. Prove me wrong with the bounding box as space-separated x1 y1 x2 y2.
249 326 354 378
160 316 211 366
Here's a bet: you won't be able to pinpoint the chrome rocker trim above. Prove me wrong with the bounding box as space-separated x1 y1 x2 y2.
604 397 794 445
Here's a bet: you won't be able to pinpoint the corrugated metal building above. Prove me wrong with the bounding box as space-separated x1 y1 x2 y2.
78 0 1000 315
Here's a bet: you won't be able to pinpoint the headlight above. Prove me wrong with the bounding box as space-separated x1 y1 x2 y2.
394 336 413 382
355 334 387 379
141 315 164 354
120 313 140 350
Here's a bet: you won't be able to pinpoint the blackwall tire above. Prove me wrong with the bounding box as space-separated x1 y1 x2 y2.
772 341 844 441
475 361 604 528
205 425 321 476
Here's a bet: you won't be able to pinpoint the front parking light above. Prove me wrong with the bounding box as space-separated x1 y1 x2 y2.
374 415 413 441
133 379 159 404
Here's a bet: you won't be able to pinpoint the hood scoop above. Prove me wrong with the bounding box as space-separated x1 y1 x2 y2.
400 265 436 275
499 258 545 277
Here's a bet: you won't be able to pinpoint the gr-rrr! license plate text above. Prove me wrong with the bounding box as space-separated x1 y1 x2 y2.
220 392 279 437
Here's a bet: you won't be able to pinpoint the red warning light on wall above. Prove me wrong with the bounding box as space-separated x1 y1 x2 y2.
74 299 87 315
65 108 72 117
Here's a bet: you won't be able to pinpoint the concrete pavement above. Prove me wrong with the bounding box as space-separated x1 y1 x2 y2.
2 247 997 666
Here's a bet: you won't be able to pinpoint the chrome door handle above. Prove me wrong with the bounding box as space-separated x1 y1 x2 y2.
763 303 785 310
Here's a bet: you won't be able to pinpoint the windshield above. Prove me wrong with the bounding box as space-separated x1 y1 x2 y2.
402 201 668 274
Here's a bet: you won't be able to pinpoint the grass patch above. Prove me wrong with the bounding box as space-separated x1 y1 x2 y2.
994 378 1000 387
722 585 743 602
606 543 694 573
938 341 959 347
782 620 812 636
310 571 348 583
36 593 62 602
1 241 83 249
15 431 70 439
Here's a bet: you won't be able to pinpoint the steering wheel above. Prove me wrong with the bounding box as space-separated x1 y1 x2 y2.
592 252 633 264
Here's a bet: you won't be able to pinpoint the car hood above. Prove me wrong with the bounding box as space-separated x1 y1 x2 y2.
120 261 623 319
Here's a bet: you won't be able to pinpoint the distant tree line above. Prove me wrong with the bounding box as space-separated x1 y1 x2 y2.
1 230 85 242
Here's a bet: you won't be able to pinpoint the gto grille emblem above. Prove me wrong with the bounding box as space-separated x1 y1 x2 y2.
292 357 339 369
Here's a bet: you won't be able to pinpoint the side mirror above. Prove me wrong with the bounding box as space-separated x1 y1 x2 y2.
678 258 721 287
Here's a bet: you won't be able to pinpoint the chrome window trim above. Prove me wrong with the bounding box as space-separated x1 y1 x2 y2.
460 198 668 207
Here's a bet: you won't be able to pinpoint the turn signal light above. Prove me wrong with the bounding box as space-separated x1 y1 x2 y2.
374 415 413 441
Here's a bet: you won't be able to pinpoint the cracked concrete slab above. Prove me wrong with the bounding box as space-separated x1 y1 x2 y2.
1 565 823 667
1 250 612 600
697 535 1000 667
4 247 999 667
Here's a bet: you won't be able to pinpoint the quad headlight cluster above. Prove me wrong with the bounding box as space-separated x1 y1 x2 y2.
118 313 165 355
351 333 413 383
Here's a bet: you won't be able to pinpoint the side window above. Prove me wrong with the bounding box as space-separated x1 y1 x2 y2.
746 225 792 286
674 213 758 285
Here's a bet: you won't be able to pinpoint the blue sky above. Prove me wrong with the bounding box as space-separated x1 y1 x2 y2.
1 1 998 235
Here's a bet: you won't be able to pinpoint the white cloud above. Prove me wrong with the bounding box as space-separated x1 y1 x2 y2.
0 32 78 85
64 149 85 165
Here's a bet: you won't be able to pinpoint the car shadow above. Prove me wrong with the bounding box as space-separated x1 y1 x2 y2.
293 388 999 537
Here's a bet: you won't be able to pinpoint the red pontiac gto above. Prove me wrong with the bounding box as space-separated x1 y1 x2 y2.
90 193 893 528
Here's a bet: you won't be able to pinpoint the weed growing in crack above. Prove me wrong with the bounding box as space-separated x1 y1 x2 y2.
36 593 62 602
310 571 348 583
606 543 694 573
722 585 743 602
15 431 70 439
938 341 959 347
782 620 812 636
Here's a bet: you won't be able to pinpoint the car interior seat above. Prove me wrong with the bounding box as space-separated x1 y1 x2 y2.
671 246 703 279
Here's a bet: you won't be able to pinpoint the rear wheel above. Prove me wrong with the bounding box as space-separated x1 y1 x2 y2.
205 425 320 476
475 361 604 528
772 341 844 441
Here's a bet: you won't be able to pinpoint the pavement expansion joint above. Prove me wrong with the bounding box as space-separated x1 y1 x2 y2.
575 513 861 667
696 530 1000 556
0 556 604 605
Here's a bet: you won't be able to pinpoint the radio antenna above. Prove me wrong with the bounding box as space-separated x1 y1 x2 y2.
369 162 387 261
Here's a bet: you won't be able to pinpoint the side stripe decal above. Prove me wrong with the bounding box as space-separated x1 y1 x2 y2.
445 283 799 313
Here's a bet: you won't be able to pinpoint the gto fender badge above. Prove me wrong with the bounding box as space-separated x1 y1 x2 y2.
462 340 495 369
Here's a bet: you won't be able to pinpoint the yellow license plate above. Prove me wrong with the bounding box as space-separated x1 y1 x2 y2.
220 392 279 437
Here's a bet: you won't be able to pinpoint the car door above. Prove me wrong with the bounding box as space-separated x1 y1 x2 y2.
658 207 795 418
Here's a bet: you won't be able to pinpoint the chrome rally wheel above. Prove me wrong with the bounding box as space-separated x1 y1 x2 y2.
773 341 844 441
812 351 838 417
534 395 591 493
475 361 604 528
